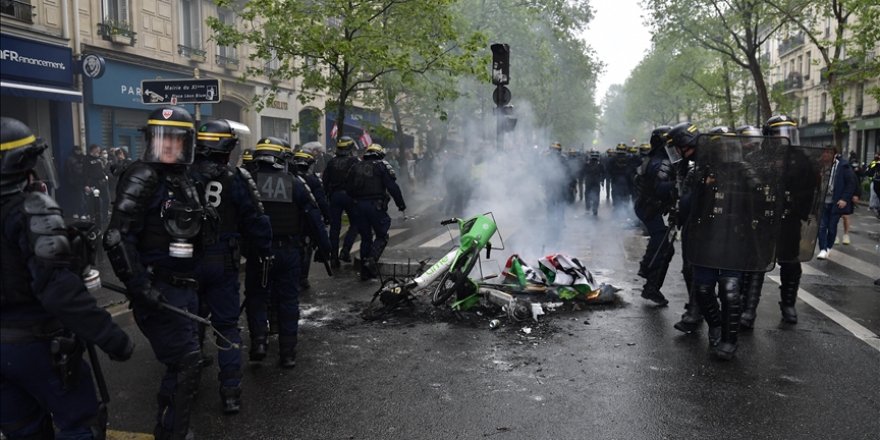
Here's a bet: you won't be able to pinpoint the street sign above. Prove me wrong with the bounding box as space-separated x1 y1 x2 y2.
141 78 222 104
493 86 511 106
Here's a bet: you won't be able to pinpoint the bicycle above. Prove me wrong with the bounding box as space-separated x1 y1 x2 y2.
363 212 519 320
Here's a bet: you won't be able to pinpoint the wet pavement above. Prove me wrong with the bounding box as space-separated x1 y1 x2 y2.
94 192 879 439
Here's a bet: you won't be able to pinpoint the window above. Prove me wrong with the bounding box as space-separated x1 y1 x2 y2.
797 55 803 74
820 93 827 121
1 0 35 23
180 0 202 49
803 97 809 122
217 8 237 62
804 51 811 79
102 0 129 23
266 48 281 72
261 117 291 142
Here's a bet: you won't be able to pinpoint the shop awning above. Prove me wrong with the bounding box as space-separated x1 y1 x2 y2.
1 80 82 102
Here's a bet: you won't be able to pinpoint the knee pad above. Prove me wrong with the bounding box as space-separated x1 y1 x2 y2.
719 277 741 304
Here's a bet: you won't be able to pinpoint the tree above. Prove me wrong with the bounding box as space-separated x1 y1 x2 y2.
646 0 787 124
208 0 483 142
767 0 880 148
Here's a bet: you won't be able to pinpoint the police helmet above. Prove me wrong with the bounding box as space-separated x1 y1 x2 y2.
292 150 315 173
615 143 628 152
589 149 601 161
336 136 355 155
550 142 562 150
649 126 672 151
301 141 325 156
196 119 242 156
735 125 762 137
639 143 652 155
667 122 700 150
364 143 386 160
627 146 639 155
1 117 48 196
763 114 799 144
254 136 291 163
241 149 254 163
708 126 735 140
143 106 195 165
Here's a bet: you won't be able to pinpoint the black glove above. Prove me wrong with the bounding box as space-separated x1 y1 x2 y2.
397 204 406 212
131 283 164 311
108 336 134 362
314 248 329 263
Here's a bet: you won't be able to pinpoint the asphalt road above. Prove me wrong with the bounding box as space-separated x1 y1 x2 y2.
94 191 879 440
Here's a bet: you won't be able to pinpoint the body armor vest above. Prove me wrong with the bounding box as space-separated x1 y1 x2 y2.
0 194 33 306
324 156 358 193
348 160 384 199
254 166 302 237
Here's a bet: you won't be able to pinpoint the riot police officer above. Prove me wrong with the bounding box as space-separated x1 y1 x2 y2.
633 126 674 306
189 119 272 414
347 144 405 280
291 149 330 289
1 117 134 439
322 136 361 268
583 150 605 216
244 137 330 368
609 143 632 213
543 142 569 243
739 116 808 329
103 106 204 438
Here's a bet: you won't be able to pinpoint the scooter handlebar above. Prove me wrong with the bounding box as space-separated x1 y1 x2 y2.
440 218 458 226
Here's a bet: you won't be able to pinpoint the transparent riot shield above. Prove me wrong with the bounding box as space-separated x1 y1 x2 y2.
684 135 788 271
777 144 834 262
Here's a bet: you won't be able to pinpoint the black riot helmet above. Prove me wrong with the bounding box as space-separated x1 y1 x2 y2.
708 126 734 140
364 143 386 160
666 121 699 163
142 106 195 165
735 125 762 137
763 114 799 144
196 119 242 156
1 117 48 196
292 150 316 174
335 136 355 156
649 126 671 151
253 136 291 166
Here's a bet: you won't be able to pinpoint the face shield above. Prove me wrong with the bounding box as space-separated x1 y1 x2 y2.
32 140 58 190
665 143 683 164
771 125 800 144
144 126 194 165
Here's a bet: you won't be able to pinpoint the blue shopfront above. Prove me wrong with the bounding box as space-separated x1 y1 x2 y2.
325 106 381 149
84 59 211 159
0 32 79 185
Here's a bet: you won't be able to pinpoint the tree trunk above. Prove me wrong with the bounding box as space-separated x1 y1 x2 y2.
722 60 735 128
749 54 772 124
827 72 847 149
387 90 405 151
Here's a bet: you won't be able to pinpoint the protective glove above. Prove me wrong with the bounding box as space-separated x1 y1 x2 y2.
131 283 164 311
108 336 135 362
314 248 329 263
397 204 406 212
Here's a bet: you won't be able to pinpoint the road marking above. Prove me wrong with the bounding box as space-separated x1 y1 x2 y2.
108 430 153 439
768 275 880 352
816 249 879 279
420 230 457 248
800 264 827 276
351 228 407 251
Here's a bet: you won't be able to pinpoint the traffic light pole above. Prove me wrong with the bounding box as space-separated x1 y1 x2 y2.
496 86 503 150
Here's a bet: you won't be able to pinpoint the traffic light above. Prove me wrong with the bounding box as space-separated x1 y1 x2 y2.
491 43 509 85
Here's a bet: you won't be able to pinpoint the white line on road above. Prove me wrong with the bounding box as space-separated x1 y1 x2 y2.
352 228 408 251
419 230 457 248
800 264 827 276
814 249 879 279
768 275 880 352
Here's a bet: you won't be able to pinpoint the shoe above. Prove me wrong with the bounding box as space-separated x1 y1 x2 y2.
220 387 242 415
640 290 669 306
249 337 267 361
707 327 722 347
816 249 828 260
339 251 352 263
842 234 851 245
279 351 296 369
713 342 737 361
834 236 840 245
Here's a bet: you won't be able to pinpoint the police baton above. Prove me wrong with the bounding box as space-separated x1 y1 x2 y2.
102 281 212 326
85 342 110 439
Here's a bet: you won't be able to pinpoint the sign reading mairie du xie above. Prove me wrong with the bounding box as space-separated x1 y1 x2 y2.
141 78 222 105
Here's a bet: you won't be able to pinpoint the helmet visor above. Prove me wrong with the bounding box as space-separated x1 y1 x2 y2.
665 144 683 164
32 141 58 189
144 126 194 165
771 125 799 144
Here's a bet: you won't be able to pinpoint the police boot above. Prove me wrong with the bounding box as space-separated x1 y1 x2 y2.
339 248 352 263
694 284 721 348
778 262 801 324
360 258 377 281
674 282 702 334
714 277 742 361
640 265 669 306
220 386 242 415
249 335 268 361
739 271 765 331
279 336 297 369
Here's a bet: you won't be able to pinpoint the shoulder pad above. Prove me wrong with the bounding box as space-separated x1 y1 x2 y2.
236 166 264 213
657 159 673 181
115 162 160 214
380 160 396 179
23 192 72 265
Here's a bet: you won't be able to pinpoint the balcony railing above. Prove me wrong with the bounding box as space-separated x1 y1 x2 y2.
97 20 137 46
1 0 34 23
784 72 803 92
216 54 239 68
178 44 207 62
778 33 805 56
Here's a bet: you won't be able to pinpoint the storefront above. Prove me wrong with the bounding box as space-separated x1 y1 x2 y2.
325 105 381 149
850 116 879 162
83 58 212 159
0 32 79 183
800 122 849 150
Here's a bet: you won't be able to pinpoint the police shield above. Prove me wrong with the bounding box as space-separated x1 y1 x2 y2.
684 135 788 272
777 144 834 262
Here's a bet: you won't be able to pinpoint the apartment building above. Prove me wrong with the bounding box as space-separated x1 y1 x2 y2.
763 17 879 162
0 0 387 172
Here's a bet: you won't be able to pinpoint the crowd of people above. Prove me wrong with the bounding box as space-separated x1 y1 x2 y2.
1 106 407 439
62 143 133 227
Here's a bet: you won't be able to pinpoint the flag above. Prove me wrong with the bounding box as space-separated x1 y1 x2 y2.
502 254 545 287
538 253 599 300
360 129 372 147
329 122 338 140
